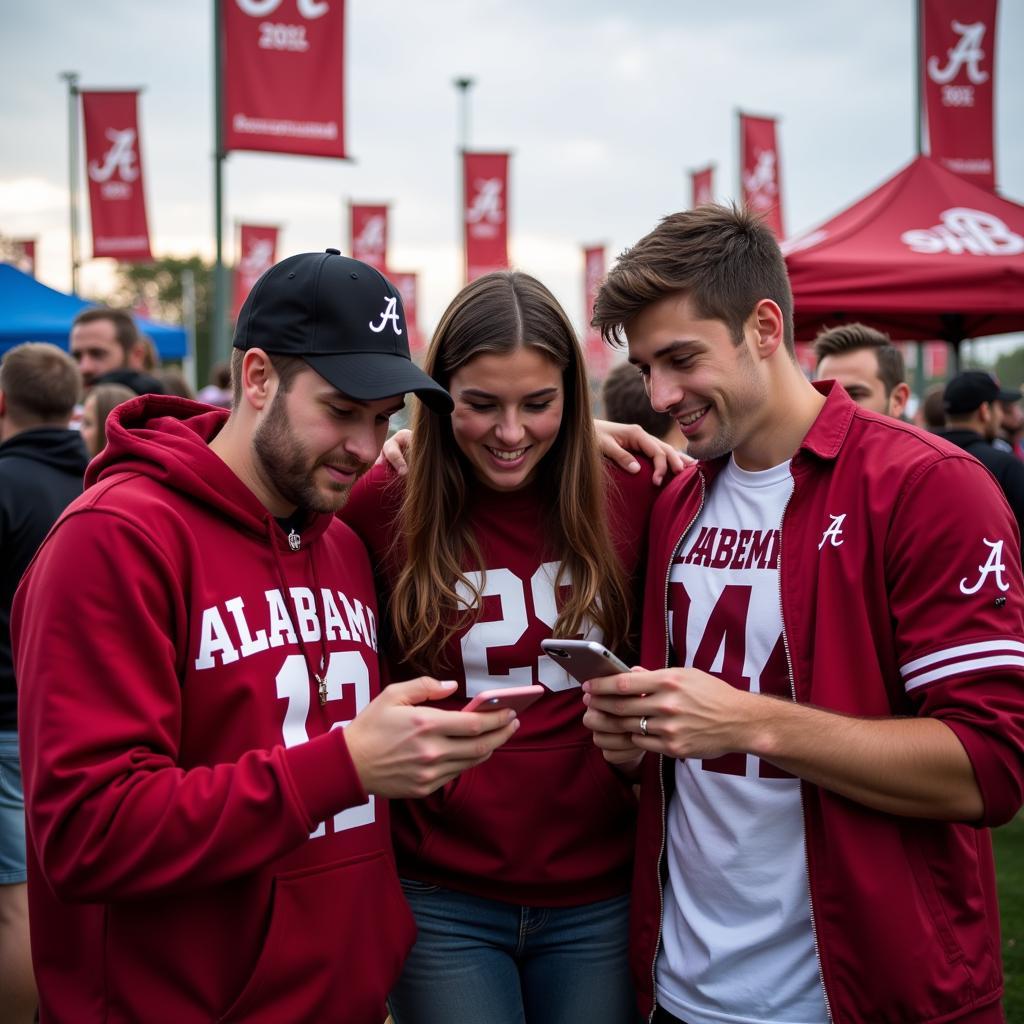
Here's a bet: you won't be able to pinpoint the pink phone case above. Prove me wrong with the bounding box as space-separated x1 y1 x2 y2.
462 685 545 713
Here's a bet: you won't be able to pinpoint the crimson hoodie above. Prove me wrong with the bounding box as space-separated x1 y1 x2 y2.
342 460 657 906
12 395 414 1023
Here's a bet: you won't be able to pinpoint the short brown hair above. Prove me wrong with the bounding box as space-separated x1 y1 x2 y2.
592 204 794 353
920 383 947 432
601 360 675 440
71 307 141 358
0 342 82 424
229 348 306 406
813 323 906 396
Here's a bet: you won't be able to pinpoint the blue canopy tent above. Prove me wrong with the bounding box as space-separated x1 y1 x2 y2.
0 263 187 359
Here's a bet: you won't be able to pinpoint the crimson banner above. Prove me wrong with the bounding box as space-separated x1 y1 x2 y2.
583 246 610 376
13 239 36 277
81 91 153 261
349 204 388 271
921 0 997 188
739 113 784 238
463 152 510 283
925 341 950 378
691 165 714 208
232 224 279 321
222 0 347 159
388 271 422 352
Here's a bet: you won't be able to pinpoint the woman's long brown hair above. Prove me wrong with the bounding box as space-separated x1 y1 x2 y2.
390 271 632 672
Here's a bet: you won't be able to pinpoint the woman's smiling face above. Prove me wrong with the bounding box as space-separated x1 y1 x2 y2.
448 346 565 492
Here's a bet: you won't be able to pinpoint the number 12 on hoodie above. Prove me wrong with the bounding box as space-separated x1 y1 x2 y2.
276 651 375 837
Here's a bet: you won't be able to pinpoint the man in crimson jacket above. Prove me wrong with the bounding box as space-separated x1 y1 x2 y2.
583 205 1024 1024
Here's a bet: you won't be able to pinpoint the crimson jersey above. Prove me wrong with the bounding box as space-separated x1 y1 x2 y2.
343 460 658 905
13 397 414 1023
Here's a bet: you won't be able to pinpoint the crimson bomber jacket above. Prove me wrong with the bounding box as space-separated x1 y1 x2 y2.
631 382 1024 1024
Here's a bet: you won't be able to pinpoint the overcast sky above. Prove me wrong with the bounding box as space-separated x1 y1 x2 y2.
2 0 1022 351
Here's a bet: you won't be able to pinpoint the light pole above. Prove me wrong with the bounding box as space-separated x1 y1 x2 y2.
454 77 475 284
60 71 81 294
454 76 474 152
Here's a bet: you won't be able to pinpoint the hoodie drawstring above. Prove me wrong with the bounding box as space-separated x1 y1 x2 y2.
265 517 331 705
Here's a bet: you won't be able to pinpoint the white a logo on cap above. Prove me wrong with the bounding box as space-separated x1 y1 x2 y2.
369 296 403 336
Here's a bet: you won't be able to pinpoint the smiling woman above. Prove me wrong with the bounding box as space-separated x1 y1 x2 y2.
341 270 661 1024
449 346 564 493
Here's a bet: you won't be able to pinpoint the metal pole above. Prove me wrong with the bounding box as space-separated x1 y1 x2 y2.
914 0 923 155
212 0 229 363
735 107 743 206
60 71 81 294
454 77 474 285
181 267 198 392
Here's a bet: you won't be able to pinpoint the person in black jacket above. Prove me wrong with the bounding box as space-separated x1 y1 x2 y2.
939 370 1024 545
0 342 87 1023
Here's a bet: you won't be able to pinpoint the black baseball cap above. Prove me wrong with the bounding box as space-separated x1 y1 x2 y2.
233 249 452 413
943 370 1020 415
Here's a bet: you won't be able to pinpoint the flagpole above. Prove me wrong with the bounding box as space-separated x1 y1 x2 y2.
212 0 229 366
454 76 474 285
60 71 81 294
913 0 927 400
914 0 923 155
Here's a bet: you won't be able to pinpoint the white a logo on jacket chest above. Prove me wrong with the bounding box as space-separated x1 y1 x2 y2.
818 513 847 550
959 538 1010 595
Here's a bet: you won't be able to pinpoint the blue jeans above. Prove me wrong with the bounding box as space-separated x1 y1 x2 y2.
389 880 639 1024
0 731 27 884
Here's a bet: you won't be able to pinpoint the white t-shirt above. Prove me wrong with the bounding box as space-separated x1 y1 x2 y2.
656 457 828 1024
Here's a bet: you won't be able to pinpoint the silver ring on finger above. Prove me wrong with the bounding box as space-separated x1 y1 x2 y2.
639 716 650 737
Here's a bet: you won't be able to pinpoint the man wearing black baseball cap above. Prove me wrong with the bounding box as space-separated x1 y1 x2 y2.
940 369 1024 540
233 247 451 414
11 251 517 1022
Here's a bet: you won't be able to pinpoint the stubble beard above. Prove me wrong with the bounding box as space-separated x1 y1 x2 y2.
253 393 359 515
682 349 767 463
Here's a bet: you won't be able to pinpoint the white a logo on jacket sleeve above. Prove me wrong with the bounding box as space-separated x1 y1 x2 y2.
368 296 403 335
818 513 846 550
960 538 1010 595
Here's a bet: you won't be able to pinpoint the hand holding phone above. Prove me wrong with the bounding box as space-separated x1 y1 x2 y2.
540 639 631 685
462 685 545 714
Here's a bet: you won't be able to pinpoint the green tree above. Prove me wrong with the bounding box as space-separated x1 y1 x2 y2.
108 256 219 385
993 347 1024 390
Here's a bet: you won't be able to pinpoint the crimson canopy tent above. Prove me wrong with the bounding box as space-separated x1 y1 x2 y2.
783 156 1024 345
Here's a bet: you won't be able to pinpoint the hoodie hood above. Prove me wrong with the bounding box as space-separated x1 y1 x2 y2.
88 394 333 547
0 427 89 476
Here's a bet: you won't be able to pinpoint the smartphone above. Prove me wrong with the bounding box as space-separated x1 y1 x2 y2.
540 639 631 684
462 684 545 714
